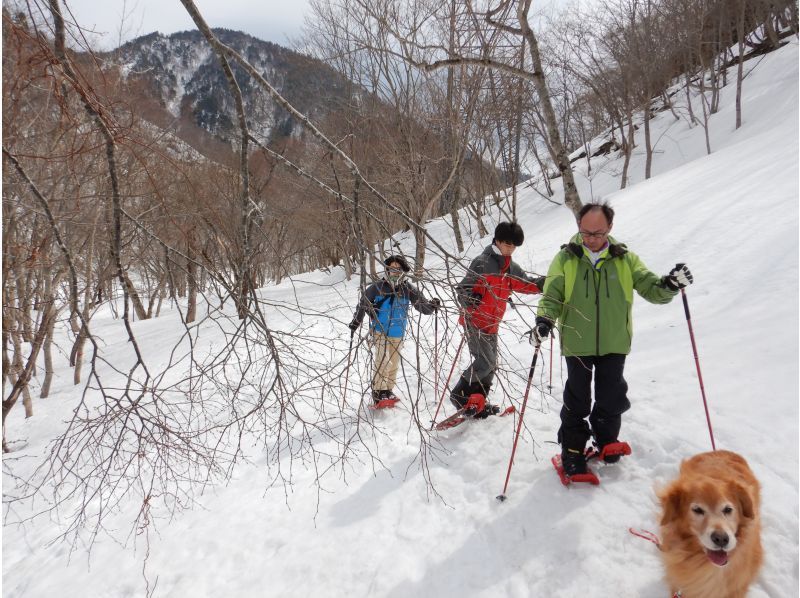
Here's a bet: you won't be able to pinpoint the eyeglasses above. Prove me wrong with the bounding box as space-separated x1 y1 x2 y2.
387 266 404 273
579 229 610 239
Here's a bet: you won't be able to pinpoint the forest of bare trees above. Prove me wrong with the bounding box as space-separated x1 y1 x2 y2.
2 0 794 547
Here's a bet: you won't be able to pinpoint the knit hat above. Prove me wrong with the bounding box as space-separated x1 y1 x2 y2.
493 222 524 246
384 255 411 272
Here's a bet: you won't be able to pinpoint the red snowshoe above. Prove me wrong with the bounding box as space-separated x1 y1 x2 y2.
586 441 632 463
434 404 515 431
369 395 400 410
552 454 600 486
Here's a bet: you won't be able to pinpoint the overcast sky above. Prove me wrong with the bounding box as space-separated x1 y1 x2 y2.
60 0 312 49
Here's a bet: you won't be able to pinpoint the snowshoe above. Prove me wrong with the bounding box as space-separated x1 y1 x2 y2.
552 454 600 486
370 396 400 410
434 404 514 431
369 389 401 410
586 441 632 464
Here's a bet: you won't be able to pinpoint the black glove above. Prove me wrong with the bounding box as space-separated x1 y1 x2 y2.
348 319 360 333
431 298 442 310
534 276 546 290
664 263 693 291
533 316 553 343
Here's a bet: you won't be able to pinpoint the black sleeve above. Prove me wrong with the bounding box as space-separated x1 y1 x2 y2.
456 256 486 309
352 283 379 325
406 284 436 315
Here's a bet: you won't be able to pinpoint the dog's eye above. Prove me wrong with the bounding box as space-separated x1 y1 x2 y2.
722 506 733 515
691 506 705 515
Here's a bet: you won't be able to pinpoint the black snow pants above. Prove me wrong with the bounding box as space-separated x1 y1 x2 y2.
558 354 631 454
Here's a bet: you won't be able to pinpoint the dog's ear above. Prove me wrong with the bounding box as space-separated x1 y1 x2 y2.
659 484 684 525
728 481 755 520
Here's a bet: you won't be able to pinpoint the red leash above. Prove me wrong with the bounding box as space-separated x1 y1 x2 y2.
628 527 661 549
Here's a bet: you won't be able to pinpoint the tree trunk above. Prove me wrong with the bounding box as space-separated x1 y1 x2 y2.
413 224 426 278
9 325 33 417
186 241 197 324
71 323 87 385
684 70 697 126
446 0 464 254
40 306 57 398
122 271 148 321
39 273 61 398
698 58 712 155
735 0 745 129
644 97 653 180
517 1 582 215
20 267 34 342
3 306 56 440
621 104 635 189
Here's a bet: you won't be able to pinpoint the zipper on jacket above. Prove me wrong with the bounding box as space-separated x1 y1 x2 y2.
604 268 610 298
594 274 601 355
584 270 589 298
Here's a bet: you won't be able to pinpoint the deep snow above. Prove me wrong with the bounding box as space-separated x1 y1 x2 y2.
3 40 798 598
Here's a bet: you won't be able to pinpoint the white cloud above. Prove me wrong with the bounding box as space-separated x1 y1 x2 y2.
58 0 310 49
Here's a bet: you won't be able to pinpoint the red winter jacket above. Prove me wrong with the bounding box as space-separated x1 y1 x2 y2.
456 244 543 334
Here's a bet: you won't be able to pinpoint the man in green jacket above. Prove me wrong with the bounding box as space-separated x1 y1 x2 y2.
534 203 693 476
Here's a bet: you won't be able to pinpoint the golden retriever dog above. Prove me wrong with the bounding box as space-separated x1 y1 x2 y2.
657 450 762 598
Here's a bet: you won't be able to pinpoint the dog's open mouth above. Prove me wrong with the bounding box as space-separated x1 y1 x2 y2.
705 549 729 566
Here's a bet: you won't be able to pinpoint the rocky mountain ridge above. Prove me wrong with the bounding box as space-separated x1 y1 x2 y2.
108 28 351 147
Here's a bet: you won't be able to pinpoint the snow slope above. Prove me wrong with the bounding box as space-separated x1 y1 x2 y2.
3 40 798 598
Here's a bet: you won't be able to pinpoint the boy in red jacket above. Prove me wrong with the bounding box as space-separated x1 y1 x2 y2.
451 222 544 418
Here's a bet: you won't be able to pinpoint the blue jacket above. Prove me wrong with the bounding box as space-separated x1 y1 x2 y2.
352 278 437 338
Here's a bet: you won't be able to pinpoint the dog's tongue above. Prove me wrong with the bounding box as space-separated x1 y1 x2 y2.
706 549 729 566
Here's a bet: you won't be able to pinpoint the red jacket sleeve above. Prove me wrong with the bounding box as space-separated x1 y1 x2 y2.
509 277 541 294
508 260 543 294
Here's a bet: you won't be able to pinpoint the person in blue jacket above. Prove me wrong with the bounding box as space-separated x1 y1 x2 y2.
349 255 440 404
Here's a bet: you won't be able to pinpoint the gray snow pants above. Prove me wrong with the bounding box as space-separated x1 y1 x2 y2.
460 325 498 388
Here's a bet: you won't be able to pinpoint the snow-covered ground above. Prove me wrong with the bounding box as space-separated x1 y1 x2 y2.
3 40 798 597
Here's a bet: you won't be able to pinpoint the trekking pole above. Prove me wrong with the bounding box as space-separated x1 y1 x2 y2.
430 331 466 430
680 288 716 450
548 335 553 392
342 329 356 409
497 340 542 502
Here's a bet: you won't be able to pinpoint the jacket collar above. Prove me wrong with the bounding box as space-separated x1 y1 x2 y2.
564 233 627 259
484 243 511 270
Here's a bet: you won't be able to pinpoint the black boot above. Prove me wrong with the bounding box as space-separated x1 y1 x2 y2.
592 427 623 463
470 381 499 419
372 389 392 404
449 377 470 410
561 448 588 476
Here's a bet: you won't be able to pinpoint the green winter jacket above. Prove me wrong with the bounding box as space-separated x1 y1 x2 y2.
537 234 677 356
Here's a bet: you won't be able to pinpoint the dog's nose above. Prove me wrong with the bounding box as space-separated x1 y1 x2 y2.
711 530 729 548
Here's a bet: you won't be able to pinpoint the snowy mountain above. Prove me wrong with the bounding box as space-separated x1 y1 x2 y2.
110 29 351 144
2 37 797 598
